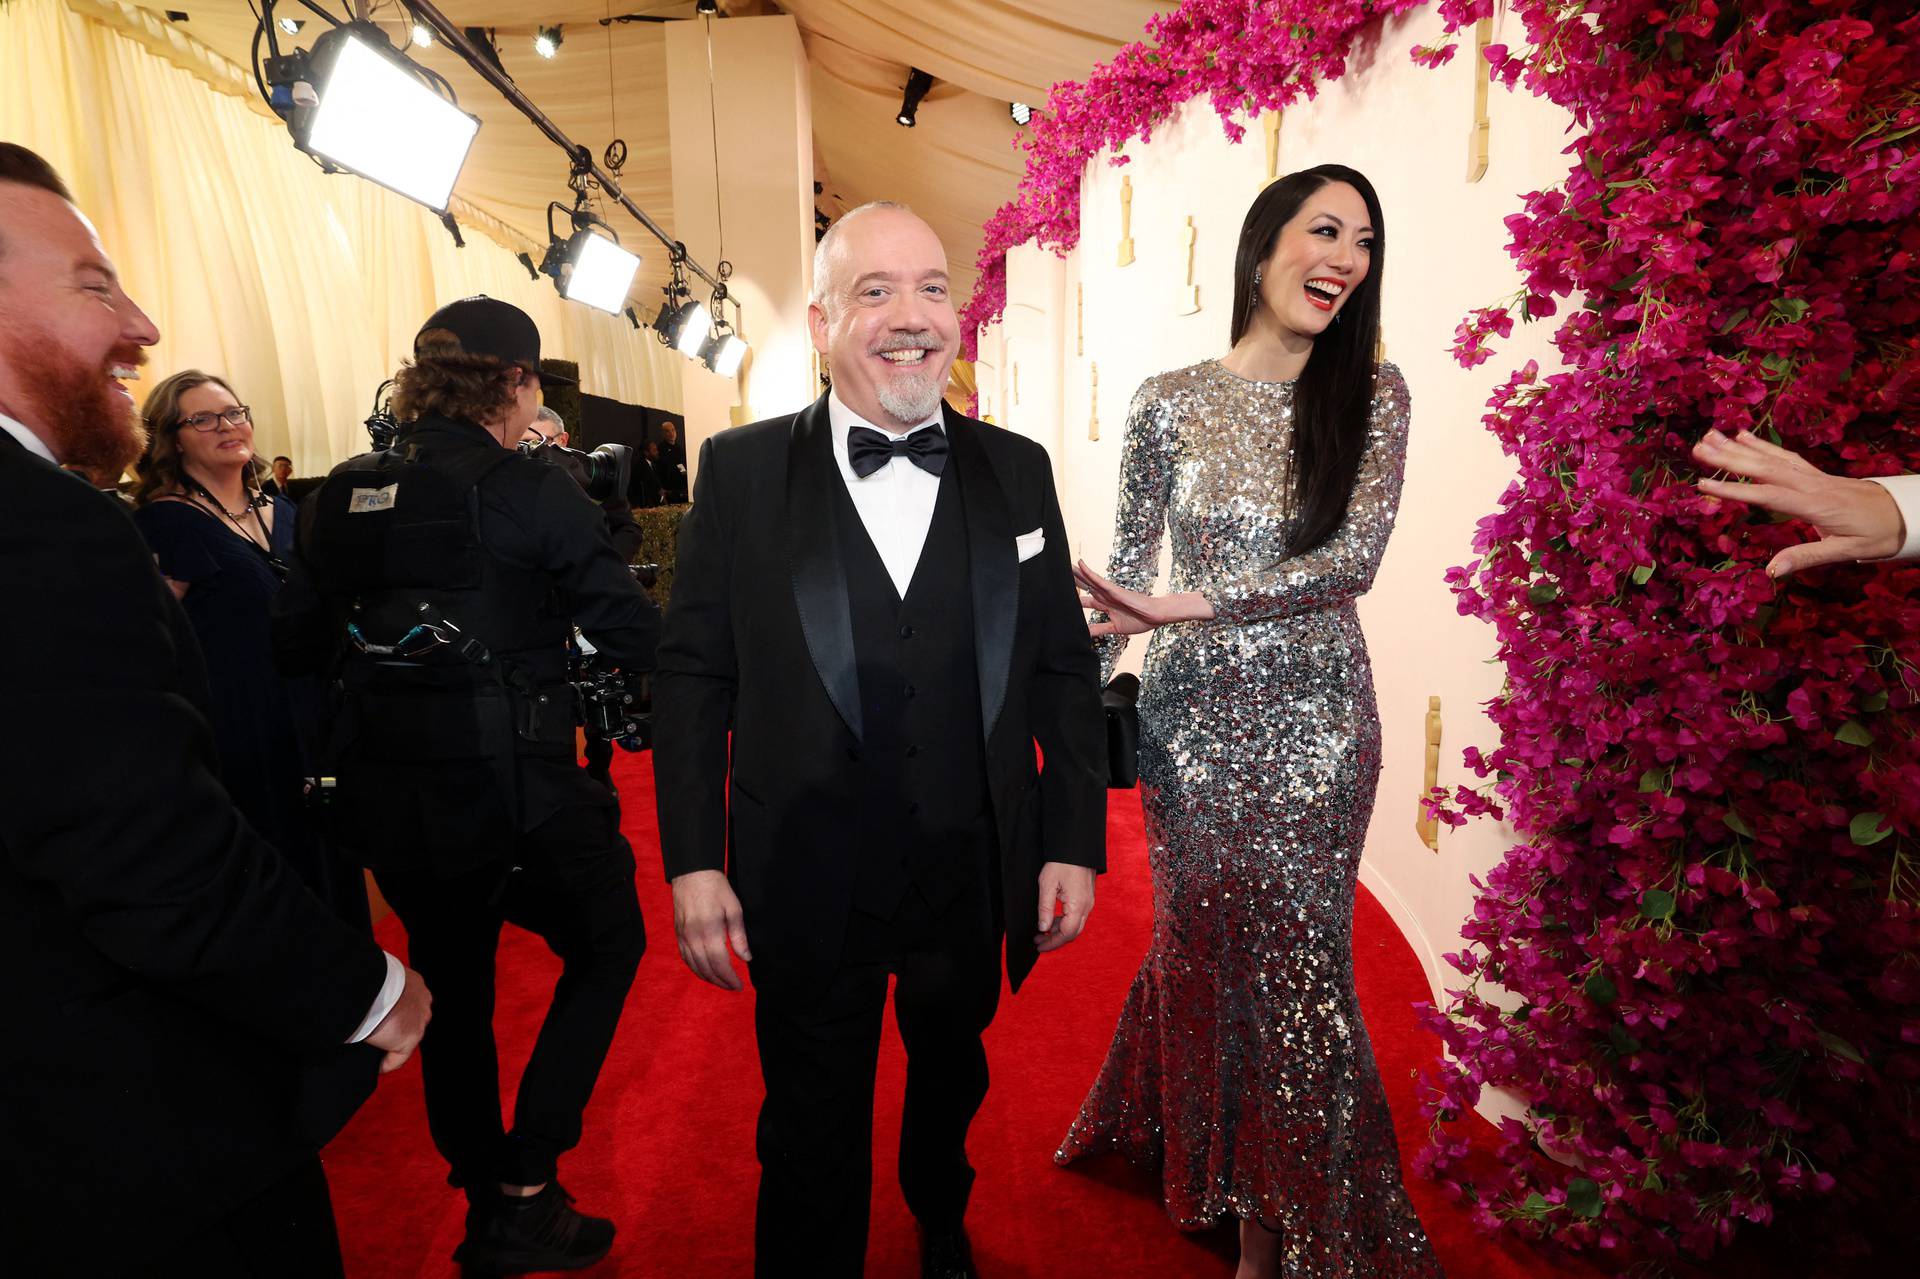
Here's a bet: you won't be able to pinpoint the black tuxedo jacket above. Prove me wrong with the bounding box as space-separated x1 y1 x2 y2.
0 430 388 1272
653 395 1106 995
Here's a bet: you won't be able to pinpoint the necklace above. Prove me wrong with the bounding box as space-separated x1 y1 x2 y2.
184 476 271 551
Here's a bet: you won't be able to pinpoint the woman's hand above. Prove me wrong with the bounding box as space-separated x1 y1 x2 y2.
1076 560 1215 637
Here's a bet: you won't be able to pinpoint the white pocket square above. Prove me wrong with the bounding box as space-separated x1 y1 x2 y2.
1015 528 1045 563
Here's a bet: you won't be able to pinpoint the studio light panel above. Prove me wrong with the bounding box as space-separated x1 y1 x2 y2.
564 231 643 314
307 34 479 212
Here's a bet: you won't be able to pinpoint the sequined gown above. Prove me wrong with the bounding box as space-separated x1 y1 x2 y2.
1057 359 1439 1276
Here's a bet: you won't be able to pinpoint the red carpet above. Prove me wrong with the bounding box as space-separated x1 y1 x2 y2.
324 753 1611 1277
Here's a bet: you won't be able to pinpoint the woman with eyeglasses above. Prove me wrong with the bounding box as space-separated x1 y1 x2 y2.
131 371 369 939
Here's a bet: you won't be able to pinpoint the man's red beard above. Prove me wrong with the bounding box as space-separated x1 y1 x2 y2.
0 323 148 484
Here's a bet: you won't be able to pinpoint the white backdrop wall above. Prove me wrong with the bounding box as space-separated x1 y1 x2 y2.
980 10 1578 1020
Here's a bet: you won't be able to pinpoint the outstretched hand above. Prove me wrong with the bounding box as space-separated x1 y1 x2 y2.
1075 560 1213 637
1692 429 1906 577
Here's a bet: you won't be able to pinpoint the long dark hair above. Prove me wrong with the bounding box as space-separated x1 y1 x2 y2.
1229 164 1385 556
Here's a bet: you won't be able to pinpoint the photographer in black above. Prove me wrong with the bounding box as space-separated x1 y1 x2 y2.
273 296 658 1275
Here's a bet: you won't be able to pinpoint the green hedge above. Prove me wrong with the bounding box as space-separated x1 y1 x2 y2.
631 503 687 604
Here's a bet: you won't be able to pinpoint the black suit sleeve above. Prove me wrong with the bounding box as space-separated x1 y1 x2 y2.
599 492 646 564
651 437 736 879
0 469 386 1051
1026 446 1108 873
533 467 661 671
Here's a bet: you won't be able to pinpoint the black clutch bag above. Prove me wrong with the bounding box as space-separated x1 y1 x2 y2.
1103 672 1141 789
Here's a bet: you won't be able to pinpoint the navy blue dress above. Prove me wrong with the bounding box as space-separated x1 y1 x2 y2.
131 497 367 932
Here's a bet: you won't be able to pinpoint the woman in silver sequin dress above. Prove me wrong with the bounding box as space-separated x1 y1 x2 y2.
1058 167 1442 1278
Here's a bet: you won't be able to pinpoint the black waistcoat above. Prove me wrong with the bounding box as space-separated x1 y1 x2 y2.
830 460 993 919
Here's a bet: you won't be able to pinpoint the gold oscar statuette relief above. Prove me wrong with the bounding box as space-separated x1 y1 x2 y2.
1177 216 1200 315
1264 109 1283 183
1012 362 1020 407
1466 17 1492 183
1088 362 1100 441
1416 696 1443 852
1076 283 1085 356
1117 176 1136 267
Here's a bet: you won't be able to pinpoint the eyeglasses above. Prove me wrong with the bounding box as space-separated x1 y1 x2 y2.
177 405 252 432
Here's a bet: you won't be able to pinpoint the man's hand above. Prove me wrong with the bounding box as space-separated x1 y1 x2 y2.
672 869 752 991
1692 429 1906 576
366 965 431 1074
1035 862 1096 953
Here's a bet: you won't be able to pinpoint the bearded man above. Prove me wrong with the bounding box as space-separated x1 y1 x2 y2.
652 202 1107 1278
0 144 428 1277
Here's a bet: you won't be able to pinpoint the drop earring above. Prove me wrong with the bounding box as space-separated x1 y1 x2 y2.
1252 268 1263 285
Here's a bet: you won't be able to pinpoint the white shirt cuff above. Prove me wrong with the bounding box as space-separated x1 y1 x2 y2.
346 952 406 1044
1865 475 1920 561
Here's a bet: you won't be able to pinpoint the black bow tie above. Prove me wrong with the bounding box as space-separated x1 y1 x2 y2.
847 424 948 479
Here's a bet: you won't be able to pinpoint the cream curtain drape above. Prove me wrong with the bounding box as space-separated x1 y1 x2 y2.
780 1 1168 104
0 0 683 474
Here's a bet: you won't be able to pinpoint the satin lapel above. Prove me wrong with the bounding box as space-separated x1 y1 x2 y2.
786 396 862 741
947 408 1017 740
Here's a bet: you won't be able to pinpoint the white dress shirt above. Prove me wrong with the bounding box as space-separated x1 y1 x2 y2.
0 411 56 465
828 391 947 597
4 411 405 1040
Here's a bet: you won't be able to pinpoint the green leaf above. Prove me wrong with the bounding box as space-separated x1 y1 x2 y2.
1723 810 1755 838
1608 1025 1643 1056
1638 769 1664 793
1584 971 1619 1005
1769 297 1810 323
1521 1191 1553 1219
1862 691 1889 713
1818 1031 1865 1065
1644 1170 1665 1192
1529 581 1561 605
1631 563 1655 585
1717 306 1751 334
1567 1178 1605 1218
1560 757 1586 768
1850 812 1893 846
1584 150 1603 179
1836 720 1874 747
1640 889 1676 921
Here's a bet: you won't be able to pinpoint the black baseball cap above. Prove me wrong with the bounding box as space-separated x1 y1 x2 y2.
415 295 575 387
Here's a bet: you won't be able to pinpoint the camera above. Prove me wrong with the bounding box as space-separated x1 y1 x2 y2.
569 635 650 752
521 438 633 506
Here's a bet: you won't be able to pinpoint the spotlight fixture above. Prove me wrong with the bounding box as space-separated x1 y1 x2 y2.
411 23 433 49
651 248 713 356
537 201 641 314
534 25 562 59
696 0 719 14
896 68 933 128
701 325 747 378
278 17 304 35
283 27 482 213
657 297 712 355
625 306 642 331
1010 101 1033 126
515 250 539 280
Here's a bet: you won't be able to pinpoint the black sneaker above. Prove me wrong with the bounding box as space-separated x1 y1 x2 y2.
452 1183 615 1274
